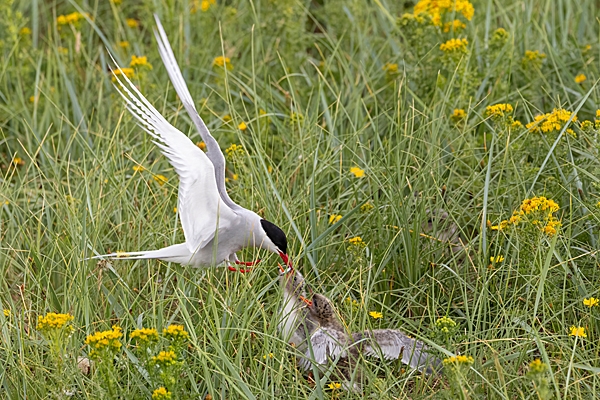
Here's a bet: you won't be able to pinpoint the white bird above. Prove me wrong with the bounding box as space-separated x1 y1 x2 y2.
92 15 292 272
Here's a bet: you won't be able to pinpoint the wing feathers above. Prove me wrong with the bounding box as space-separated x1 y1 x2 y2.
110 58 238 253
153 14 241 211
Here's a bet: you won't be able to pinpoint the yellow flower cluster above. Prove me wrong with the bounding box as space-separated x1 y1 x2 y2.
583 297 599 307
451 108 466 124
490 255 504 263
435 316 456 334
130 55 152 69
225 144 245 159
350 166 365 178
526 108 577 137
151 350 179 366
329 214 342 224
328 382 342 390
486 103 513 118
575 74 586 84
152 387 172 400
382 63 399 74
112 67 135 81
57 12 86 26
153 174 168 186
213 56 233 70
37 313 74 332
522 50 546 69
130 327 159 343
413 0 475 24
369 311 383 319
569 326 586 338
348 236 363 245
163 324 190 340
360 202 374 213
529 359 549 374
443 354 474 365
191 0 216 13
491 196 560 236
443 19 466 32
440 38 468 53
85 325 123 352
126 18 140 28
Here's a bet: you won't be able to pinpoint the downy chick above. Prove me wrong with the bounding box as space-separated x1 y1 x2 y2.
278 268 316 351
300 293 442 387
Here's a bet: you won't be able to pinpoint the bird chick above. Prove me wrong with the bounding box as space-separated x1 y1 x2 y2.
300 293 442 388
278 268 316 351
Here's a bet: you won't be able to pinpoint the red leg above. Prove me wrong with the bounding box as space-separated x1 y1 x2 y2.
235 259 261 267
228 266 238 272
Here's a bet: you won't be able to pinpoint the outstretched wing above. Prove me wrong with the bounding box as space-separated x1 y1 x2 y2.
153 15 242 212
299 327 348 370
352 329 441 374
111 60 239 254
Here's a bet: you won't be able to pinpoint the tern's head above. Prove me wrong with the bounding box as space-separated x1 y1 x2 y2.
260 219 291 267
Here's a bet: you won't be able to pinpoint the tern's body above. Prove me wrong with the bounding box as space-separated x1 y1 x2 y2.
93 16 291 270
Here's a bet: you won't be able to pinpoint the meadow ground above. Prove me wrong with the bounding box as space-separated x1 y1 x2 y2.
1 0 600 398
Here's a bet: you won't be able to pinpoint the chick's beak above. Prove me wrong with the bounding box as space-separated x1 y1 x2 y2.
299 296 313 306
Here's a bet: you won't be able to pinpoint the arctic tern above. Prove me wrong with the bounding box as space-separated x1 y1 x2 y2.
92 16 292 272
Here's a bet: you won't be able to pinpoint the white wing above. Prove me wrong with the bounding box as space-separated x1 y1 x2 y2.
111 61 239 254
153 15 242 212
352 329 441 373
299 327 347 370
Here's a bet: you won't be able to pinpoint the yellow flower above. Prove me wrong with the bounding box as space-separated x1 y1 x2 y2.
569 326 586 338
174 207 177 213
12 156 25 166
263 353 274 359
57 12 85 26
329 214 342 224
197 142 207 150
232 174 239 181
58 47 69 55
130 327 159 344
163 324 190 340
19 27 32 36
490 255 504 263
360 202 374 213
328 382 342 390
575 74 586 84
443 19 466 32
440 38 468 53
528 359 549 374
486 103 513 118
130 55 152 69
126 18 140 28
369 311 383 319
583 298 599 307
111 67 135 81
85 326 123 358
153 174 168 186
596 110 600 119
152 387 172 400
526 109 577 134
413 0 475 22
443 355 474 365
151 350 178 366
213 56 233 70
3 309 10 317
451 108 466 124
238 121 247 131
118 41 130 48
132 165 145 172
524 50 546 61
37 312 74 332
522 50 546 69
225 144 245 158
350 166 365 178
348 236 363 245
382 63 399 74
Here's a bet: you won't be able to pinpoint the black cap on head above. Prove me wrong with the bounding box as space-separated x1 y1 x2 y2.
260 219 287 254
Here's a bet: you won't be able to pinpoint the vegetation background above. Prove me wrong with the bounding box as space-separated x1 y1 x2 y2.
1 0 600 398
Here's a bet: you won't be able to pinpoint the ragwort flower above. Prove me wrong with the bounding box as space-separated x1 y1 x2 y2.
583 297 599 307
213 56 233 70
129 55 153 69
569 326 586 338
85 325 123 359
440 38 468 53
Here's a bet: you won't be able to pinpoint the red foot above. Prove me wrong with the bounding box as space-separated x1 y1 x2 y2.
228 265 252 273
235 259 261 267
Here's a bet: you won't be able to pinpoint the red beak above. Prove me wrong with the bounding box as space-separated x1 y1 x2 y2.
279 252 292 269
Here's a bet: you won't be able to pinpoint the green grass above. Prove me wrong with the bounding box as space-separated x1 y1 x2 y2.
1 0 600 398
